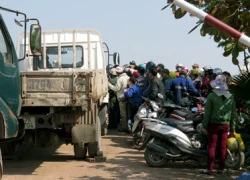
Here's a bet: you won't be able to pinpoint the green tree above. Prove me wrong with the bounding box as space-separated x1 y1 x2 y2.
162 0 250 71
163 0 250 123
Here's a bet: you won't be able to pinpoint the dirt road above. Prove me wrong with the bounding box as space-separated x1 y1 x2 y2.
3 131 243 180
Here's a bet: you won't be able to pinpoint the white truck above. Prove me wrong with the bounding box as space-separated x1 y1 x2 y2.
17 29 116 159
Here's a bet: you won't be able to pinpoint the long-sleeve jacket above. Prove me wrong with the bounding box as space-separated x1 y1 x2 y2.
166 76 198 106
108 73 129 99
148 76 166 101
136 75 145 90
162 77 172 87
202 92 236 131
143 74 150 90
124 84 143 104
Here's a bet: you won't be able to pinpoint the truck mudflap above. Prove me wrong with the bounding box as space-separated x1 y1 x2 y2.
71 124 97 144
0 97 19 139
72 106 102 146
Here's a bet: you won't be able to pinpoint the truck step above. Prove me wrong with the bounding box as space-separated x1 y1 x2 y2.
86 156 106 163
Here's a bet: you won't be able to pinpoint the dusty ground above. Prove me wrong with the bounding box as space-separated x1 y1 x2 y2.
2 130 244 180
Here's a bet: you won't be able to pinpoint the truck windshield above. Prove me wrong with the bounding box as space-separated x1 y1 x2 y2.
37 46 83 69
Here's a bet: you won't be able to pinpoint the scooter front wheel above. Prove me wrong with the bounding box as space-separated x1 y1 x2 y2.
144 148 167 167
225 150 244 170
132 128 148 150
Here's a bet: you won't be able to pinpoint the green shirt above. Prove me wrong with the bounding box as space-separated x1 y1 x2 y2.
162 77 172 87
202 92 236 131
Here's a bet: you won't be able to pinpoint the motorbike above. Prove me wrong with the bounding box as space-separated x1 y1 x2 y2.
132 96 182 149
169 94 206 125
142 118 244 169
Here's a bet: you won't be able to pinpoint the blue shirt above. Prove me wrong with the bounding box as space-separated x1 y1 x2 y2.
166 76 198 106
124 84 143 104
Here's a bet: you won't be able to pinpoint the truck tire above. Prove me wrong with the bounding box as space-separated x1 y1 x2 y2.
74 143 87 159
0 148 3 179
88 142 98 158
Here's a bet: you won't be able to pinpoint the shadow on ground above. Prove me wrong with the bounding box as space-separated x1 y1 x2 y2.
2 130 244 179
80 130 244 180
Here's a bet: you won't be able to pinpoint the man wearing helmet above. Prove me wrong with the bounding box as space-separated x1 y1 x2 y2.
212 68 223 80
201 66 213 97
108 67 120 129
189 69 202 90
175 63 184 77
108 66 130 132
129 60 136 69
143 61 155 90
147 67 166 101
192 63 200 70
166 70 199 106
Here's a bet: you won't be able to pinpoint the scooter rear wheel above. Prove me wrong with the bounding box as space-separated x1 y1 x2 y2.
144 148 167 167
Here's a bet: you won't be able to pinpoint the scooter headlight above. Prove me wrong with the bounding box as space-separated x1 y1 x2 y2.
150 101 160 112
137 106 148 118
148 112 157 118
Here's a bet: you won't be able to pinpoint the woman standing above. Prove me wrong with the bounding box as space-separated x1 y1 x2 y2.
202 75 236 175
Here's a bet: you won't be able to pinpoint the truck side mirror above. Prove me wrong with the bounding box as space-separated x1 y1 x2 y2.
30 24 42 56
113 52 120 65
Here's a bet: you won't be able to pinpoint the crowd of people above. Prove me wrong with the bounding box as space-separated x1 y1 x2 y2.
107 60 237 175
107 60 233 132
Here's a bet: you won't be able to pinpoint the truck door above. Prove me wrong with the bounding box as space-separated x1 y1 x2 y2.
0 15 20 116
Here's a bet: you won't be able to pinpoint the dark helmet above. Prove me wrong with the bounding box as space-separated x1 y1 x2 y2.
157 63 165 70
149 67 158 76
213 68 222 76
146 61 155 70
137 66 145 75
129 60 136 65
122 64 130 69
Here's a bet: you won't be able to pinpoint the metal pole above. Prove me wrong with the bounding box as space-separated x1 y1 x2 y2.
0 7 28 61
168 0 250 47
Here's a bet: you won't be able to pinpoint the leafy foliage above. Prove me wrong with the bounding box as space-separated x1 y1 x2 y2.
230 72 250 102
163 0 250 63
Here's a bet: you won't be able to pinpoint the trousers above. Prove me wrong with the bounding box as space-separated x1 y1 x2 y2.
207 124 229 171
119 101 128 130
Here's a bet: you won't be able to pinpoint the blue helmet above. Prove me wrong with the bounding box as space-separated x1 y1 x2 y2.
138 63 146 70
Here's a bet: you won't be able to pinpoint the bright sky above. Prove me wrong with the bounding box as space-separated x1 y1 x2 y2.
1 0 243 74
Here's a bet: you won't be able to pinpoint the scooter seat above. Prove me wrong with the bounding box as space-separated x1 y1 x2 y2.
173 110 192 118
158 118 193 125
157 118 194 133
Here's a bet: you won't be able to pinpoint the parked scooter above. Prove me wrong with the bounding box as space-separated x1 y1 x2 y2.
143 118 244 169
169 94 205 129
132 96 181 149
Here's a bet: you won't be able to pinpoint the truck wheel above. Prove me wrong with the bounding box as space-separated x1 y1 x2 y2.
73 143 87 159
88 142 98 158
0 148 3 179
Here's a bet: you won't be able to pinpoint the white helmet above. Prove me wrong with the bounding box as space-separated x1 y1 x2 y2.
109 68 117 75
203 66 212 71
176 63 183 68
115 66 124 74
